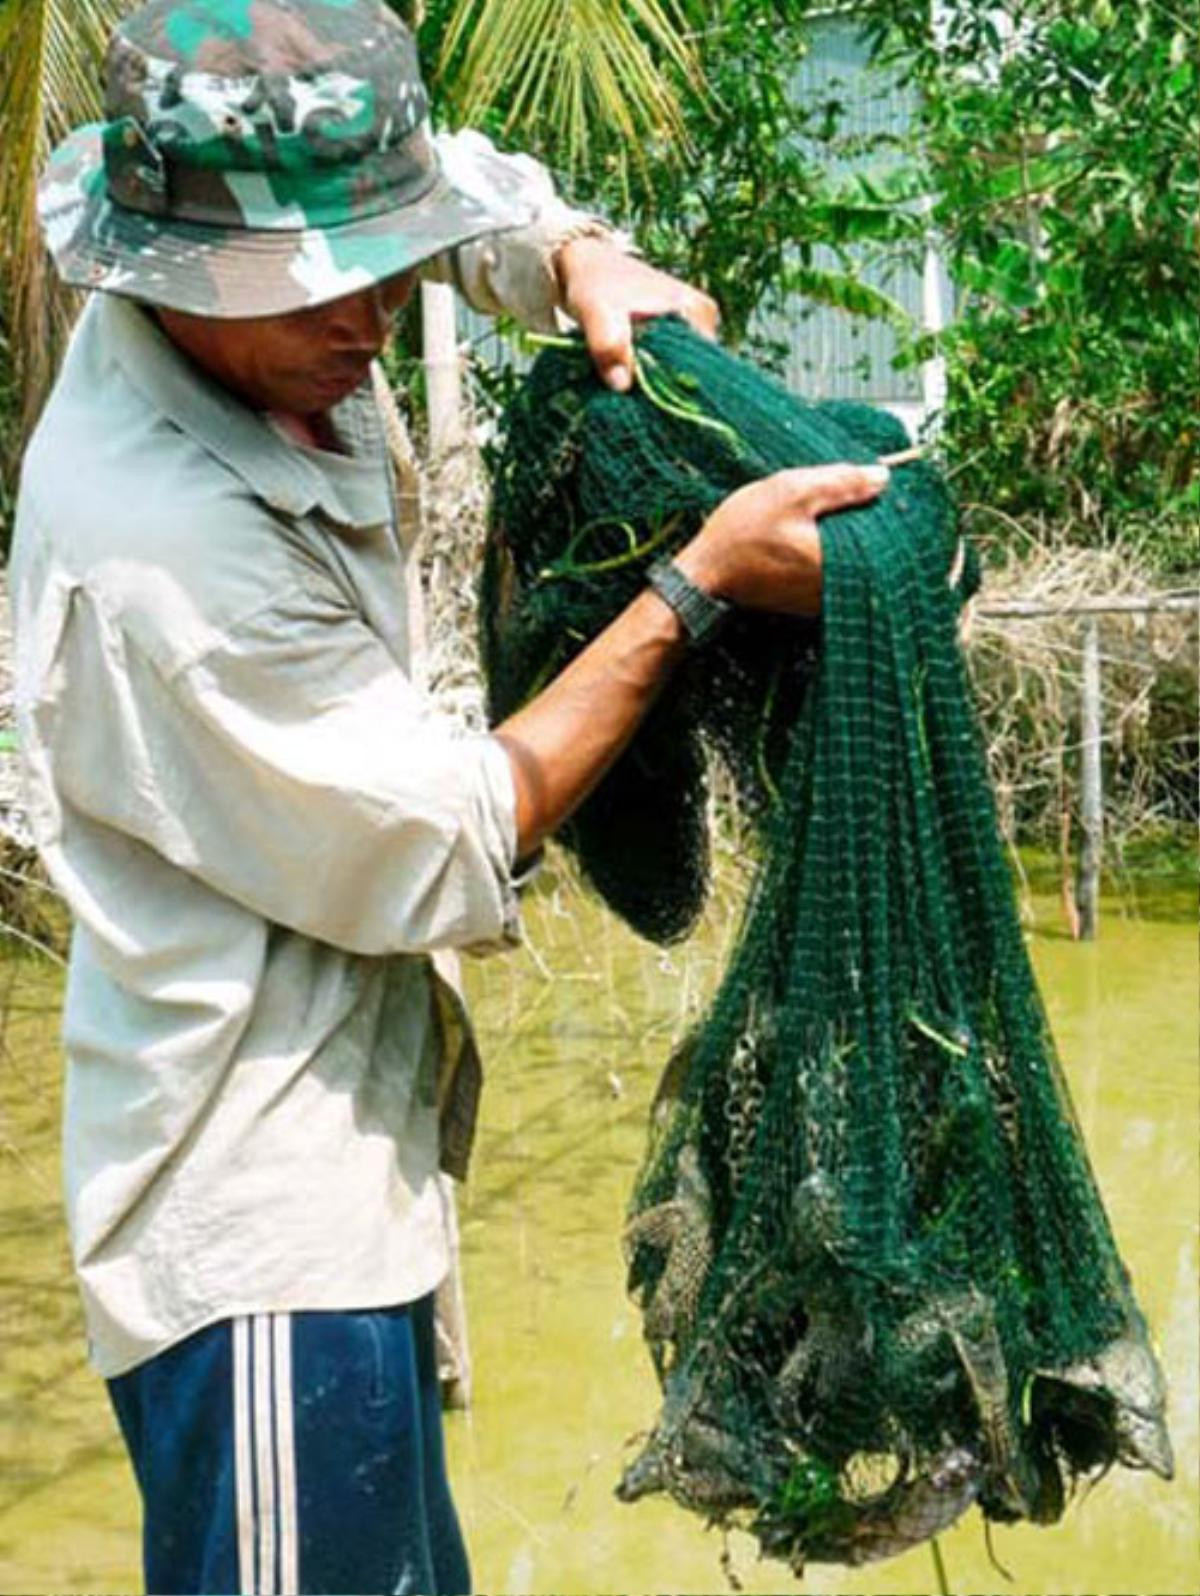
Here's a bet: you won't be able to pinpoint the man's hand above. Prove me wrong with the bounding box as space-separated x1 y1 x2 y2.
555 235 719 392
676 463 891 617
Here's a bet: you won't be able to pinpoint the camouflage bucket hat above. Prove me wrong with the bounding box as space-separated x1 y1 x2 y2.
38 0 535 317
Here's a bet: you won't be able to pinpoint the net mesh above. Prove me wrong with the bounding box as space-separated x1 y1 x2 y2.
479 317 1172 1571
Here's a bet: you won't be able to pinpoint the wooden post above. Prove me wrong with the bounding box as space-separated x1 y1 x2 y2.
977 593 1200 618
1076 616 1103 940
421 279 464 456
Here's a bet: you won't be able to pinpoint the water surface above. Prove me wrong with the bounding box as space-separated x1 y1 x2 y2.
0 869 1195 1594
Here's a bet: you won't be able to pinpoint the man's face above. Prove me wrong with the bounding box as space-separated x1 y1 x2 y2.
156 271 416 416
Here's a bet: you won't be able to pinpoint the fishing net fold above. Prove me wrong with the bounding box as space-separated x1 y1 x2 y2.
479 317 1172 1572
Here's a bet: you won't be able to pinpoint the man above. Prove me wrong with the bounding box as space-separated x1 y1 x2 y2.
11 1 889 1591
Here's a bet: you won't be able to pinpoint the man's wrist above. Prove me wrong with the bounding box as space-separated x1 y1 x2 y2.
552 227 631 300
646 556 732 648
672 539 728 602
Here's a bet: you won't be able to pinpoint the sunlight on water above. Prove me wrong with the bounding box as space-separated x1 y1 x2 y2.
0 863 1195 1594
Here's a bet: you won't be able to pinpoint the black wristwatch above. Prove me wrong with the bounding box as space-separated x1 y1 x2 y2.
646 557 732 648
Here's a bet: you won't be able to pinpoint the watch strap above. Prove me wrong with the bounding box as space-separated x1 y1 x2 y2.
647 557 732 647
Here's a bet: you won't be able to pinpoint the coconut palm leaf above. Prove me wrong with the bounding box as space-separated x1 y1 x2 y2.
0 0 136 440
436 0 699 179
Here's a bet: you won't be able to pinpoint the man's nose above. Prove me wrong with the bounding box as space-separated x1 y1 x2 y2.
324 285 391 350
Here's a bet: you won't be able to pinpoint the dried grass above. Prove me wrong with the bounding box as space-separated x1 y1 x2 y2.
415 435 493 731
964 514 1198 871
0 837 66 963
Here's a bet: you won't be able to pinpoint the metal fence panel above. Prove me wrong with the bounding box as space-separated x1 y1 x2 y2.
762 11 924 405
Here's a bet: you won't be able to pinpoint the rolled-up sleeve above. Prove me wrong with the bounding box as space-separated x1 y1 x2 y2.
45 579 522 957
423 130 629 332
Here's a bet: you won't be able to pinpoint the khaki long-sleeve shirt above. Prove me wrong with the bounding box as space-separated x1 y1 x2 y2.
11 135 595 1376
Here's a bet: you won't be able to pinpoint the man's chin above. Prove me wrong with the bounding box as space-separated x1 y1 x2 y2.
297 368 372 409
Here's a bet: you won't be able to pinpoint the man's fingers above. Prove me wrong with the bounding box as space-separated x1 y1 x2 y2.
575 299 634 392
672 286 720 341
773 462 890 519
556 237 720 384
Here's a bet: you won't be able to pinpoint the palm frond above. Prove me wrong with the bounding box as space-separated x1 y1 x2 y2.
0 0 136 443
437 0 699 180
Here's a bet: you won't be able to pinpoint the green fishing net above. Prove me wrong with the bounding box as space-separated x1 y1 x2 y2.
479 317 1172 1571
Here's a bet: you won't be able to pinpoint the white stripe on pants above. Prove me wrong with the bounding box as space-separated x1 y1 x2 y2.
233 1313 298 1596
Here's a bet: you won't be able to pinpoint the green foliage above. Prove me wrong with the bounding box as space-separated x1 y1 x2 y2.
867 0 1199 571
613 2 920 351
412 0 1196 568
1 1 1187 570
406 0 906 355
936 306 1198 572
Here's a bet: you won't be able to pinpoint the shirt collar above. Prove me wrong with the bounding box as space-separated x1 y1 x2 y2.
96 294 392 530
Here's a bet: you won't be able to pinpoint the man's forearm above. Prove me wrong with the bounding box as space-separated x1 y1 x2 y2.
493 590 687 859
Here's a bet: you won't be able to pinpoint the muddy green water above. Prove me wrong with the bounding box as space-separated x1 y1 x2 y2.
0 866 1196 1595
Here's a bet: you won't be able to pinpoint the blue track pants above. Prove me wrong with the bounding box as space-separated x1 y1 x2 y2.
108 1296 470 1595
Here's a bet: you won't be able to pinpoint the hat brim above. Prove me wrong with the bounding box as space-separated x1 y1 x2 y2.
39 125 536 318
